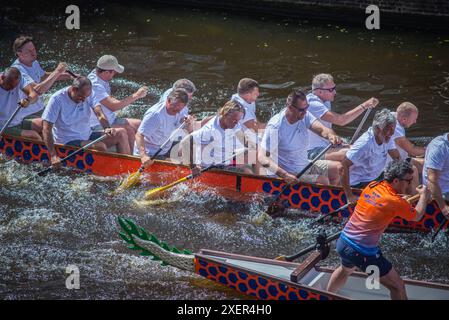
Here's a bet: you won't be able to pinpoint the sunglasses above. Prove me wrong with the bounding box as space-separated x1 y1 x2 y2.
292 105 309 113
316 86 336 93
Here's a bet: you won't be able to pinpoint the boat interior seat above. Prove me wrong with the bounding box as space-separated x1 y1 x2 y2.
305 271 327 289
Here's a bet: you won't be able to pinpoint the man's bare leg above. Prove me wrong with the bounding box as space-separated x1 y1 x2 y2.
327 265 356 293
325 147 349 162
379 267 407 300
21 129 42 141
102 128 131 154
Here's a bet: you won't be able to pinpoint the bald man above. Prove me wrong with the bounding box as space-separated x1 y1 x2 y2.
388 102 426 174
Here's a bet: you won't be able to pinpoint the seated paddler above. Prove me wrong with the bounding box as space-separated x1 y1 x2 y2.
257 89 343 186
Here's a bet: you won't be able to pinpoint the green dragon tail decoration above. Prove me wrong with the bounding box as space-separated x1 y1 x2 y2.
118 217 195 272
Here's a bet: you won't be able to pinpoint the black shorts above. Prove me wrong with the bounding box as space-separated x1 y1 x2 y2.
336 236 392 277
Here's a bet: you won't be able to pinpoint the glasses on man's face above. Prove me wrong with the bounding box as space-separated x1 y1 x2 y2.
317 86 336 93
292 105 309 113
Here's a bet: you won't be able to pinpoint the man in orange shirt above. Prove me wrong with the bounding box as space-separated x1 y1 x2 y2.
326 160 430 300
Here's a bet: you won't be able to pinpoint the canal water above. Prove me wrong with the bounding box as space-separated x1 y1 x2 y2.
1 3 449 299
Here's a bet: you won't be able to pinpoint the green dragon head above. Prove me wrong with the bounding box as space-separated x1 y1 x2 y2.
117 217 195 271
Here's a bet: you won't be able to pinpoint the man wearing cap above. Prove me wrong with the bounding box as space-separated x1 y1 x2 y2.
89 55 148 151
307 73 379 162
0 67 40 139
42 77 131 165
11 35 74 135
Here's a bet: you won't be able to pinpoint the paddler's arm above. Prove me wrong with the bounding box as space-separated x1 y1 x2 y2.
34 63 68 95
99 86 148 112
42 120 61 166
412 185 432 221
135 131 153 168
320 97 378 127
427 168 449 218
394 137 426 157
388 148 401 161
242 119 266 132
309 121 343 146
92 104 112 130
341 157 358 204
179 134 201 177
20 84 39 106
257 146 299 185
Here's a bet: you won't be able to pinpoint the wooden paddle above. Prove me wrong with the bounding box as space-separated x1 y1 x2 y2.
0 103 22 137
349 107 372 144
431 213 448 242
21 134 107 183
266 143 333 215
66 69 79 78
275 231 341 262
312 202 354 225
144 148 248 199
115 122 186 192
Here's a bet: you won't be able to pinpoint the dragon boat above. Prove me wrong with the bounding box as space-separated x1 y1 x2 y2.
1 134 447 233
118 218 449 300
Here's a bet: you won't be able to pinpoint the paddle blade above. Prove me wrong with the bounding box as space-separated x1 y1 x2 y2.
144 185 171 199
116 171 142 193
144 177 189 200
274 255 287 261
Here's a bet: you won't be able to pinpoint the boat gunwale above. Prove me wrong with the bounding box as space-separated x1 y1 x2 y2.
0 134 356 191
198 249 449 297
196 249 349 300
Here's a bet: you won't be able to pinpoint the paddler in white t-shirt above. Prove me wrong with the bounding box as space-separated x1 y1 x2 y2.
0 67 40 139
231 78 265 132
387 102 426 173
89 55 148 151
180 100 256 175
307 73 379 162
11 36 73 137
342 109 420 204
258 89 343 186
135 89 195 167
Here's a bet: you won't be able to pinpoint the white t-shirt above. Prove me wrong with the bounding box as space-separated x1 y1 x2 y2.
346 127 397 186
11 59 46 117
306 92 332 150
0 72 33 128
231 93 256 127
423 133 449 193
134 100 186 157
387 112 408 163
42 87 95 144
88 70 115 127
191 115 245 166
261 109 317 174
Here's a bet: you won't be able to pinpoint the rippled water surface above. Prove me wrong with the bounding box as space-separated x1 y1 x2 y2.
1 3 449 299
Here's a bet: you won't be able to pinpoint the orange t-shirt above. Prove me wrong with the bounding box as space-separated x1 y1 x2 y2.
342 181 417 248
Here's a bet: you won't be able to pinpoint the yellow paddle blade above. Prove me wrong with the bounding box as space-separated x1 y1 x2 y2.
115 171 142 193
274 255 287 261
144 176 189 200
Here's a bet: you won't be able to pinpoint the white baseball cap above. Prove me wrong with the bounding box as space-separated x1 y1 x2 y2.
96 55 124 73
